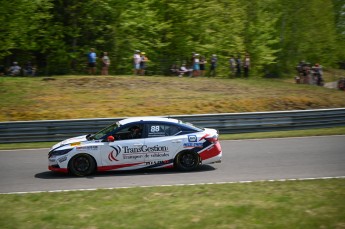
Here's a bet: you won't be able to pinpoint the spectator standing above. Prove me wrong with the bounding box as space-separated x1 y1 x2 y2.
295 61 305 84
243 53 250 78
133 50 141 75
302 62 311 84
101 52 110 75
192 53 200 77
312 63 323 86
88 48 97 75
139 52 148 75
8 62 21 76
188 52 195 75
229 56 236 77
23 61 35 76
235 55 242 77
199 56 207 77
209 54 217 77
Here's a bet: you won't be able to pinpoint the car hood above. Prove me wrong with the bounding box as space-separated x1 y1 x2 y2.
52 135 88 149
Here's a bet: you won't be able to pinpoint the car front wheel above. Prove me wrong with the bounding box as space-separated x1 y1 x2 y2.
175 151 200 171
69 154 96 176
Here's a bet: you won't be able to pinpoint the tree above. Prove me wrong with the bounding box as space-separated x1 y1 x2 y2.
0 0 53 60
277 0 338 73
243 0 281 76
332 0 345 62
0 0 343 76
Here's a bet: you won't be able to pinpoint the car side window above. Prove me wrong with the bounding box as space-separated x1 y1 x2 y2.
147 124 181 138
165 125 181 136
114 124 144 140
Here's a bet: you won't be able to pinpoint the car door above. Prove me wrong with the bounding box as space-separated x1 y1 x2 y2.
144 123 183 165
99 124 146 170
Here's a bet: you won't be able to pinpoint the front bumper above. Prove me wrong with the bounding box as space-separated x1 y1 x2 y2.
48 165 68 173
48 156 69 173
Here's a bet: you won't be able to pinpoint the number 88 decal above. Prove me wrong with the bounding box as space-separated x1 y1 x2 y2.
150 126 160 132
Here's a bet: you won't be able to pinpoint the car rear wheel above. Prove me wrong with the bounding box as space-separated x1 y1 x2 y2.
69 154 96 176
175 151 200 171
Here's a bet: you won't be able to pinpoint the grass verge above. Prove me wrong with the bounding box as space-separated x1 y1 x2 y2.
1 126 344 150
220 126 345 140
1 75 345 121
0 179 344 229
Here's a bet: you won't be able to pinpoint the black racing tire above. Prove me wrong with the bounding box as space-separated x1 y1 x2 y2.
174 151 200 171
68 154 96 176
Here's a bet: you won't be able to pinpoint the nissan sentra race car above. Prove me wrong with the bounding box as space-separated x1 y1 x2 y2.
48 117 222 176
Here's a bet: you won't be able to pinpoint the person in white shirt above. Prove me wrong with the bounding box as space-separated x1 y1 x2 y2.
229 56 236 77
101 52 110 75
8 62 21 76
133 50 141 75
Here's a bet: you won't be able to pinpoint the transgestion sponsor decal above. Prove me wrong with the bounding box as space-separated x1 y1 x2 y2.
108 145 170 161
122 145 168 154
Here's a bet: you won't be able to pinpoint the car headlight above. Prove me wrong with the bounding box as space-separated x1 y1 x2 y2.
48 148 73 158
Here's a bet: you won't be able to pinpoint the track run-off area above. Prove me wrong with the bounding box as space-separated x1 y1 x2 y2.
0 135 344 194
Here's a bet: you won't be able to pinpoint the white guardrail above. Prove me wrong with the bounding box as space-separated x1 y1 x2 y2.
0 108 344 143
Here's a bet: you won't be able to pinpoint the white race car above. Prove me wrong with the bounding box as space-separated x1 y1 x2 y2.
48 117 222 176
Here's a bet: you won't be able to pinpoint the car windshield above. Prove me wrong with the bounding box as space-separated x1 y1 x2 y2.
91 122 121 140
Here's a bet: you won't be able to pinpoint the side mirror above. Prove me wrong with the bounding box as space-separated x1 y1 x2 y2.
107 136 115 142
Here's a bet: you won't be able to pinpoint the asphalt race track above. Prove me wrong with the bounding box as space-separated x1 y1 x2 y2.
0 135 344 194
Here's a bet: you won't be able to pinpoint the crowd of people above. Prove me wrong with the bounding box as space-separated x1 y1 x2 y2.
229 54 251 78
3 50 342 91
295 61 324 86
2 49 344 94
170 53 251 78
87 48 111 75
85 49 252 78
87 49 148 76
0 61 36 76
1 49 251 78
133 50 149 76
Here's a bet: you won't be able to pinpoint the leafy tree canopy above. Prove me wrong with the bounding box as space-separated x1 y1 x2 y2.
0 0 343 76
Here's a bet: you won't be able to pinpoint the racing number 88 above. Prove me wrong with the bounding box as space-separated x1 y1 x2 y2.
150 126 160 132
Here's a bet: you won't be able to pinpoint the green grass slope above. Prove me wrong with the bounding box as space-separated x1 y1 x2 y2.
1 75 344 121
